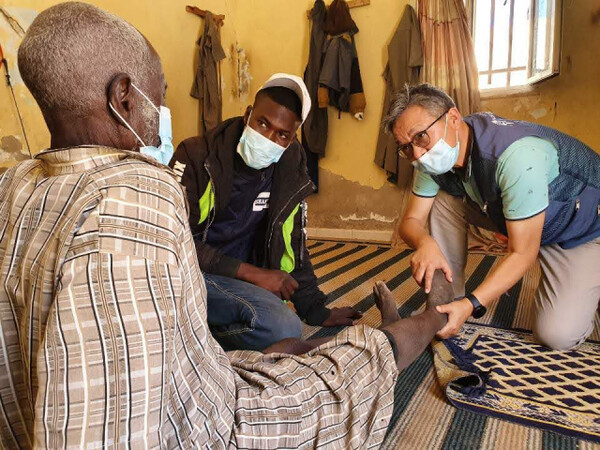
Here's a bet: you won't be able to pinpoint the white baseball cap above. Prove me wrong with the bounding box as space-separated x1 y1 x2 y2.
258 73 312 122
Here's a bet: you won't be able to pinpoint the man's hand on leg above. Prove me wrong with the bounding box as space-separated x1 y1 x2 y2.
378 271 452 370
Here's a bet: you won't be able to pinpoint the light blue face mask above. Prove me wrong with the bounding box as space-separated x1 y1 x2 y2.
412 115 460 176
109 83 174 166
236 114 288 170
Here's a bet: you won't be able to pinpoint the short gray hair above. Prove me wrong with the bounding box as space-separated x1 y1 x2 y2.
18 2 163 116
382 83 455 134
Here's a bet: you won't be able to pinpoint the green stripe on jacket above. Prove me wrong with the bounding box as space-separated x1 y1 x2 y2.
280 204 300 273
198 181 215 224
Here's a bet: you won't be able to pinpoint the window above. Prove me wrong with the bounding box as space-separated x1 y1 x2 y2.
465 0 562 90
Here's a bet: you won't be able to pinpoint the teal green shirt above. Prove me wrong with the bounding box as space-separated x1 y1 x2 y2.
412 136 560 220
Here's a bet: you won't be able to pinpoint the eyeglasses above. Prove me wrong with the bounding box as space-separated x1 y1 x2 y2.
397 110 449 159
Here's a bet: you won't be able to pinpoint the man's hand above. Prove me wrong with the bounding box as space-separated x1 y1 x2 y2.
435 298 473 339
322 307 363 327
411 237 453 293
237 263 299 299
254 269 299 299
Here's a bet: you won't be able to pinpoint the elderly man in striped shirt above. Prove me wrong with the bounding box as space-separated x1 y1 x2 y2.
0 2 451 448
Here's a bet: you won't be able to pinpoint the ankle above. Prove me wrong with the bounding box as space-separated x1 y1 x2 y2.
424 307 447 330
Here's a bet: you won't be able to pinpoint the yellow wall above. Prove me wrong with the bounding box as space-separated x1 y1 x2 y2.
0 0 244 170
235 0 405 190
1 0 598 234
236 0 600 232
0 0 411 230
0 4 45 165
234 0 413 231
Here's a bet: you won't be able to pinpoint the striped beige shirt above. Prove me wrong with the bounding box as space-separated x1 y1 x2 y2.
0 146 397 449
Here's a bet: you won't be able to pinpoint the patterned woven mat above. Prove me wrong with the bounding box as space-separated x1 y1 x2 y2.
306 240 600 449
434 325 600 443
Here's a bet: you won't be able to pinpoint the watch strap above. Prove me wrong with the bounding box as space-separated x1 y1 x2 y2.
466 293 486 318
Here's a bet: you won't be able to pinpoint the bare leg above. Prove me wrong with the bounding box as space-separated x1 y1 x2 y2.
425 270 456 312
262 289 395 354
379 271 452 370
263 271 453 364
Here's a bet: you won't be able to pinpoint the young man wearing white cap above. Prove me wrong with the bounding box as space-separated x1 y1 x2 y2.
170 73 361 351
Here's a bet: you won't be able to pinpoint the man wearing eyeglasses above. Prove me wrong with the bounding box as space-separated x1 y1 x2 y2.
384 83 600 350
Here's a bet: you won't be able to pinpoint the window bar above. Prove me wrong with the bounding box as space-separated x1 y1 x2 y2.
528 0 536 77
545 0 554 71
506 0 515 86
479 66 526 75
487 0 496 85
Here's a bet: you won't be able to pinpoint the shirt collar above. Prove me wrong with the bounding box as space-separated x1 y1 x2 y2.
35 145 166 176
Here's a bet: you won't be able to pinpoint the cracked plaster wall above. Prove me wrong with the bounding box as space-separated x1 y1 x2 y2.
0 0 244 171
1 0 598 234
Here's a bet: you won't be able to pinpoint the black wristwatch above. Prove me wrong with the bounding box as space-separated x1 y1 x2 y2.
466 294 487 319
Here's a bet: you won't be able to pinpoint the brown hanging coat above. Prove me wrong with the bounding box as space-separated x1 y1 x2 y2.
374 5 422 186
190 11 226 135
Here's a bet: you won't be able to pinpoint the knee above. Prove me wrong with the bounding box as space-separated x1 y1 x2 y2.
533 317 588 351
263 307 303 344
273 309 303 341
533 291 596 350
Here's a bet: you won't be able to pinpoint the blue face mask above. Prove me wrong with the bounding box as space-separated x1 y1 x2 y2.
109 83 174 166
236 114 288 170
412 115 460 176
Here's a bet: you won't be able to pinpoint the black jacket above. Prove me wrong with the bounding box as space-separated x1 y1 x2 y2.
170 117 330 325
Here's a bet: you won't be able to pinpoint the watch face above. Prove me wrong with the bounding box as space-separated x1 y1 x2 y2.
472 306 486 319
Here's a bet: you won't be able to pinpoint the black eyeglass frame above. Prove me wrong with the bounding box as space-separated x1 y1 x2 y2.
396 109 450 159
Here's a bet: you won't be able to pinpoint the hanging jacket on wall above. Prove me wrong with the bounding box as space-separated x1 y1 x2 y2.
169 117 331 325
302 0 329 188
303 0 328 156
318 0 366 119
190 11 226 135
374 5 422 186
323 0 358 35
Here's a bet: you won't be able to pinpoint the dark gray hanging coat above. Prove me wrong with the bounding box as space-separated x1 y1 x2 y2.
303 0 329 157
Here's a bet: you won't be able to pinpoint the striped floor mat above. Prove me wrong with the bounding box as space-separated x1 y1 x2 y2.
305 240 600 450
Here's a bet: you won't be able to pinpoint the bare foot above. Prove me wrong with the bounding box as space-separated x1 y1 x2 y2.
373 281 401 328
426 271 455 310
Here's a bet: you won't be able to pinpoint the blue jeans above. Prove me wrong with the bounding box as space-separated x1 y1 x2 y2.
204 274 303 351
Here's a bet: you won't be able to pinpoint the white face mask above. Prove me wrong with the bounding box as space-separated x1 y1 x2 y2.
236 115 288 170
412 115 460 176
109 83 174 166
